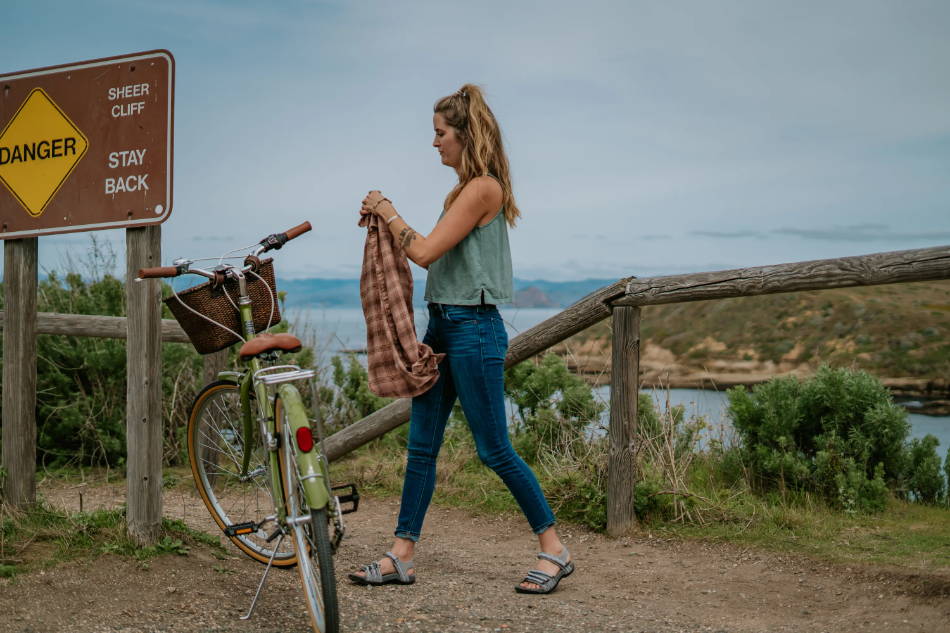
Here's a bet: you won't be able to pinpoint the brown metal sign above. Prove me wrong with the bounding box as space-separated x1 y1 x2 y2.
0 50 174 239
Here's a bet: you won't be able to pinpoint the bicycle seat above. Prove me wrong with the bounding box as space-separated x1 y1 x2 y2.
239 333 302 359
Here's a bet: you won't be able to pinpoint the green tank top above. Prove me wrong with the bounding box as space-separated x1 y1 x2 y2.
424 207 513 305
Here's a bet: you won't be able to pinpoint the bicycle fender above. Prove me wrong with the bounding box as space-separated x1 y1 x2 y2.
277 384 330 510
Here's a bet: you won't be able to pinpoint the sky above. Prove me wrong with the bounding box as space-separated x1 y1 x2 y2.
2 0 949 282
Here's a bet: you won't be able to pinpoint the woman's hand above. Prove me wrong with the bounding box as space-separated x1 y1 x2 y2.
360 190 395 221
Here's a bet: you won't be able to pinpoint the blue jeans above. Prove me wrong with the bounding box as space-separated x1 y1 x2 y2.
394 303 556 542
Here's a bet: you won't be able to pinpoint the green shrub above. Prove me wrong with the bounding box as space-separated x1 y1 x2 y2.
538 441 608 531
504 353 604 462
326 354 394 446
637 393 703 460
905 435 946 504
945 447 950 507
727 366 909 511
31 268 130 467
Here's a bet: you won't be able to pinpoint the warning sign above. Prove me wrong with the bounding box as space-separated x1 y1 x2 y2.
0 50 174 240
0 88 89 217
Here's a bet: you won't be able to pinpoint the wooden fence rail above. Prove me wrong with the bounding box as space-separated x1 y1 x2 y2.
0 311 189 342
614 245 950 307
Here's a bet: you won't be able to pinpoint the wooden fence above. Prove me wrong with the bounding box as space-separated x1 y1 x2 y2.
2 244 949 539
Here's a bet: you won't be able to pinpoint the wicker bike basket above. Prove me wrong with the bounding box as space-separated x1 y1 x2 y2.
164 258 281 355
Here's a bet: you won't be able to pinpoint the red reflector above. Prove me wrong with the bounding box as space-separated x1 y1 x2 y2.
295 427 314 453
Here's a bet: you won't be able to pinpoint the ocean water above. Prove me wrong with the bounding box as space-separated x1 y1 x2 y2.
283 305 562 353
606 386 950 452
287 306 950 451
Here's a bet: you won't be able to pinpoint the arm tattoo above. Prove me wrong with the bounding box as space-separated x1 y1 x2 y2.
399 227 417 250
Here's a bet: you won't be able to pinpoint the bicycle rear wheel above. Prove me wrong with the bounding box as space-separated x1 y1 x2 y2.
188 381 296 566
277 396 339 633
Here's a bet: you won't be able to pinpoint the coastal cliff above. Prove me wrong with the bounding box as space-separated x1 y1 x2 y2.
551 280 950 411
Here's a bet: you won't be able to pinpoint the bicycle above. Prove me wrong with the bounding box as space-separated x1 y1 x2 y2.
138 222 359 633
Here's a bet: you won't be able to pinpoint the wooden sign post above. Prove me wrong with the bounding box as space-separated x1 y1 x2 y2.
1 238 37 507
0 51 173 545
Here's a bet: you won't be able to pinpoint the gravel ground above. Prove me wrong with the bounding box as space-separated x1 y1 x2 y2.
1 478 948 633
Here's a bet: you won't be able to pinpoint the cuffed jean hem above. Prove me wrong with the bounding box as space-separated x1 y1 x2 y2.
394 531 421 543
532 519 557 535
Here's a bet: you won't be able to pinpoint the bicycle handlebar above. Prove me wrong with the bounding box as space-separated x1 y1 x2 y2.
285 221 312 240
135 221 312 280
138 265 182 279
259 221 312 253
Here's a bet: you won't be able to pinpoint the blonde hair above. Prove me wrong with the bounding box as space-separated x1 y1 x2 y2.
434 84 521 227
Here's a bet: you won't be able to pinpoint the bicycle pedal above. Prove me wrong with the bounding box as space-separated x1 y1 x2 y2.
224 521 258 537
331 483 360 514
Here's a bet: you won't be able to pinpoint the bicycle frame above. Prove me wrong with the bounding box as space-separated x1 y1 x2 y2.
230 281 331 525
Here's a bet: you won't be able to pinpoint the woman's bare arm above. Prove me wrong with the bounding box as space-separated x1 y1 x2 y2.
366 176 502 269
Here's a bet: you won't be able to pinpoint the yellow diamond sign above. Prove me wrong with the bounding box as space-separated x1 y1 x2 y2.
0 88 89 217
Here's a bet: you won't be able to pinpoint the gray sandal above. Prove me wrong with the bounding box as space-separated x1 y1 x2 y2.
515 547 574 594
348 551 415 586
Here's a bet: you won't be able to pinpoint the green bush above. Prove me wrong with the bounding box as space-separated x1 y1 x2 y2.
637 393 703 460
329 354 392 427
539 442 609 531
727 366 909 511
504 353 604 462
29 268 130 467
905 435 945 504
633 475 674 522
945 447 950 507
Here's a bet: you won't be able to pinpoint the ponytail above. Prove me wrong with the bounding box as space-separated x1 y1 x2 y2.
434 84 521 227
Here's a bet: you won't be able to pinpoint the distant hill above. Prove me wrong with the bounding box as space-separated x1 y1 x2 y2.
278 277 617 309
559 280 950 387
512 279 617 307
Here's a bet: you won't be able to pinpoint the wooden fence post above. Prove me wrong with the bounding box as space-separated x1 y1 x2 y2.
607 305 640 536
126 226 163 545
2 238 38 507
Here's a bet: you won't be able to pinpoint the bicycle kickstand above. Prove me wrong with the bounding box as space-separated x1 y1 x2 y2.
240 533 285 621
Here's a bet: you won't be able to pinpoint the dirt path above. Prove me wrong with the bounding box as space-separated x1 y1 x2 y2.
2 477 948 633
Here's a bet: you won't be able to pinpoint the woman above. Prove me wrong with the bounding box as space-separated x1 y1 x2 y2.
350 84 574 594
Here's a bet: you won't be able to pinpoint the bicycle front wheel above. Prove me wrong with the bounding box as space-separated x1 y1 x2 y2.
188 381 296 566
277 396 339 633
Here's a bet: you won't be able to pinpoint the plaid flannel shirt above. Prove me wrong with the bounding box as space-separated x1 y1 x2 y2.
358 212 444 397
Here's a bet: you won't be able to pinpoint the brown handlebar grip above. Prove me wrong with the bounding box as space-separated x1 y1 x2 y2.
138 266 179 279
284 221 312 240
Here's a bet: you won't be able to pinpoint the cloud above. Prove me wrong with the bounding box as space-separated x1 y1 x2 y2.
772 224 950 242
686 224 950 245
6 1 950 282
690 230 767 239
190 235 236 242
